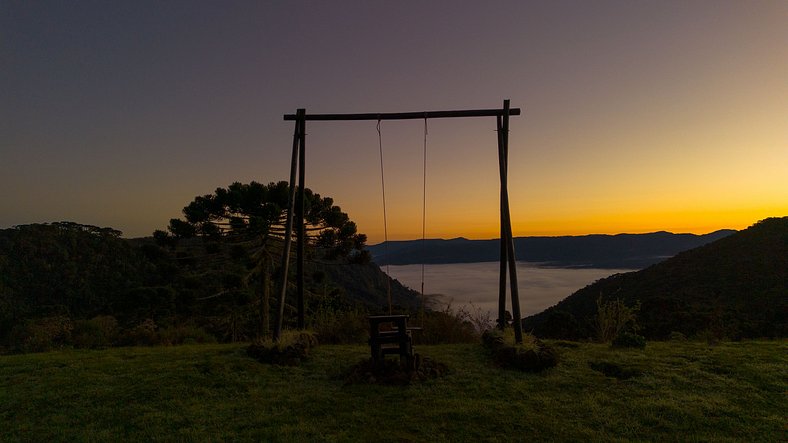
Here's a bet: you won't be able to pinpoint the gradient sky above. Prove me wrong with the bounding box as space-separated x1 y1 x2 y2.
2 1 786 242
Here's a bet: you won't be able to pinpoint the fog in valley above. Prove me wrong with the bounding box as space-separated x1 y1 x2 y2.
384 262 634 317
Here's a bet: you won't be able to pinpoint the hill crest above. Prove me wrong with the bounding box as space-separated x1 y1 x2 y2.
522 217 787 339
369 230 736 268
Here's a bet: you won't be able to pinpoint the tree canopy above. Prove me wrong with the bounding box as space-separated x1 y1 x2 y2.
155 181 370 339
161 181 368 262
0 222 158 344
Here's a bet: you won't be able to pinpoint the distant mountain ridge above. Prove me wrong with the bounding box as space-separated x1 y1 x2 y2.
522 217 788 339
369 230 736 269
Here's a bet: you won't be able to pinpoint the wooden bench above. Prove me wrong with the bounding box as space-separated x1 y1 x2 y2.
368 315 416 369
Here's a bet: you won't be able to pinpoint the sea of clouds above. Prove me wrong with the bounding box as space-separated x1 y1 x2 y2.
383 262 634 317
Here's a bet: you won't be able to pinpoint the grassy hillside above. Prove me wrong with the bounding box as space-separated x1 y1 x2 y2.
523 217 788 340
1 341 785 441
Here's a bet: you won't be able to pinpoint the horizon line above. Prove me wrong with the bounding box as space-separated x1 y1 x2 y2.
369 228 738 246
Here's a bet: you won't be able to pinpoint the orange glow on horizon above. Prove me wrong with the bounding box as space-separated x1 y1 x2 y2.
356 206 787 244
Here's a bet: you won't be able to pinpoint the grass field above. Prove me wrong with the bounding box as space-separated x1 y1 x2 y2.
1 340 786 442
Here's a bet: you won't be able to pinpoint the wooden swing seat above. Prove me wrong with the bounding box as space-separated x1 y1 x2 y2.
368 315 415 368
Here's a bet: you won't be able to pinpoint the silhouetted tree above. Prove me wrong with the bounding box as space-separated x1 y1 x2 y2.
155 181 368 339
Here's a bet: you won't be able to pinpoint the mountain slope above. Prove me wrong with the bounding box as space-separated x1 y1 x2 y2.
522 217 788 339
369 230 736 268
314 261 419 313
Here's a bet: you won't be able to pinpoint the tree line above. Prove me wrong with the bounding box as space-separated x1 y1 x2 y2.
0 181 419 353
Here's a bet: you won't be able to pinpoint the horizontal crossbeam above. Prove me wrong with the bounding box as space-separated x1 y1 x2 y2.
284 107 521 121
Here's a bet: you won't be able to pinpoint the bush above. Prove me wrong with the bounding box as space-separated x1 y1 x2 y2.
72 315 118 349
594 297 640 343
612 331 646 349
415 305 479 345
538 310 583 340
10 316 74 353
463 302 495 334
481 329 507 349
205 307 256 343
310 302 490 346
247 330 318 366
118 319 159 346
482 329 559 372
311 308 368 344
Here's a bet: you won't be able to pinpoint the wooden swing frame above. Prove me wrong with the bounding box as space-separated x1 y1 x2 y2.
275 99 524 343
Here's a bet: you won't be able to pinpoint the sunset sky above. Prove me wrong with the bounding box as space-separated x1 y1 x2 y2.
2 1 786 242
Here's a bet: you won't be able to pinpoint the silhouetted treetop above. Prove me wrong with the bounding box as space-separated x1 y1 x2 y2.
162 181 366 261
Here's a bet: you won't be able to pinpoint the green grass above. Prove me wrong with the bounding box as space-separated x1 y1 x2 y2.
1 340 786 442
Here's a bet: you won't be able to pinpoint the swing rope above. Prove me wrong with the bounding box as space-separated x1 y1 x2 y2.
420 117 428 327
377 117 429 320
377 119 392 314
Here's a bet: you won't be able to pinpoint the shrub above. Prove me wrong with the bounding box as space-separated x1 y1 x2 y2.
481 329 507 349
482 329 559 372
72 315 118 349
247 330 318 366
415 304 479 345
10 316 74 353
463 302 495 334
311 308 368 344
594 297 640 343
118 319 159 346
205 307 256 343
612 331 646 349
538 310 583 340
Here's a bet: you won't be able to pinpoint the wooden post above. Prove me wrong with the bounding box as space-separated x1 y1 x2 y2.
498 100 523 344
274 108 304 341
497 115 507 330
503 101 523 343
296 116 306 330
260 253 270 338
